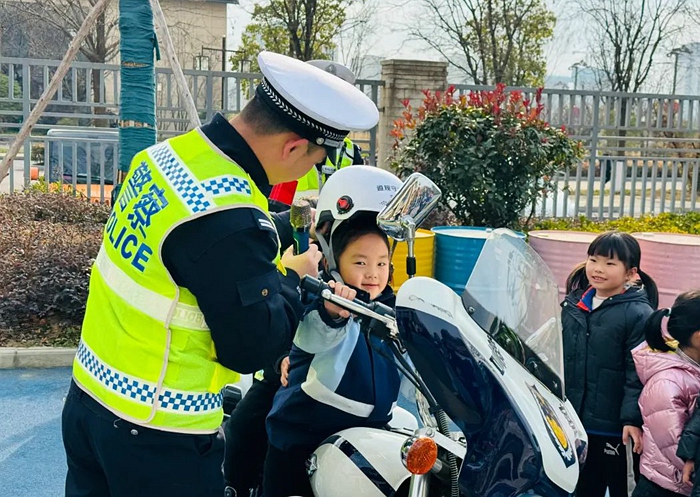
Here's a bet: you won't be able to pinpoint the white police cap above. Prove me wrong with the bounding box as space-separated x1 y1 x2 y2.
306 60 356 85
256 51 379 150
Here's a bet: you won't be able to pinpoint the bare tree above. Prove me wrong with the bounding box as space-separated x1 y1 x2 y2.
577 0 687 93
0 1 72 59
334 0 379 78
10 0 119 63
577 0 688 188
411 0 556 86
5 0 119 124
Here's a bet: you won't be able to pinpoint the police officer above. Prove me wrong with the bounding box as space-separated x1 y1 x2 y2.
60 51 380 497
221 59 367 497
291 60 366 201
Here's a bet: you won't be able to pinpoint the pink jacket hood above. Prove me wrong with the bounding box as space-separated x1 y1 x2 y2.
633 342 700 496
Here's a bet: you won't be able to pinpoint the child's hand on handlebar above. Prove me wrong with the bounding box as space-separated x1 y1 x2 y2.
324 281 357 319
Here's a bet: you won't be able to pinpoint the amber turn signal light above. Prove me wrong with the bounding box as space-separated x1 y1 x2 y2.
401 436 438 475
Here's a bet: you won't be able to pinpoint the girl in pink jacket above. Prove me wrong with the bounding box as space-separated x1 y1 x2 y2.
632 290 700 497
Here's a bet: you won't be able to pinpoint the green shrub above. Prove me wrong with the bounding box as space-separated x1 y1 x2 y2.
0 73 22 130
391 84 584 229
56 117 80 126
31 143 44 164
527 212 700 234
0 190 109 344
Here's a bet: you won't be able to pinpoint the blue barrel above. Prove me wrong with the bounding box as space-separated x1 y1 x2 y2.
432 227 524 293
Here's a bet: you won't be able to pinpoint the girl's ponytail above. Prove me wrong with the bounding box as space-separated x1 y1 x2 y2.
644 308 673 352
566 262 588 295
638 269 659 310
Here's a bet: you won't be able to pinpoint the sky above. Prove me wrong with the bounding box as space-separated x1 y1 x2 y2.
227 0 700 90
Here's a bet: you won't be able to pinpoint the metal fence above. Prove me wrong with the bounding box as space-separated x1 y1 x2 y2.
0 56 382 201
454 85 700 218
3 56 700 218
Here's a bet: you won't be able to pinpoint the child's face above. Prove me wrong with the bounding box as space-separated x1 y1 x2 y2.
585 252 637 298
337 233 390 300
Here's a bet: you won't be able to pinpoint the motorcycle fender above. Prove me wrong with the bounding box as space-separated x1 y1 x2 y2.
310 428 411 497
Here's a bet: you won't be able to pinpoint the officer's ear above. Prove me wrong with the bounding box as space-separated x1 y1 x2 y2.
281 136 309 161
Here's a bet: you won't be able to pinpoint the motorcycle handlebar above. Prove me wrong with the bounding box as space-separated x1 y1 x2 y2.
300 276 396 325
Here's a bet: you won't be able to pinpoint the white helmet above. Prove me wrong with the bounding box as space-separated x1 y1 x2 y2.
315 166 403 280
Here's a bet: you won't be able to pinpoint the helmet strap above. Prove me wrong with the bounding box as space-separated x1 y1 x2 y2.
316 231 344 284
316 220 344 283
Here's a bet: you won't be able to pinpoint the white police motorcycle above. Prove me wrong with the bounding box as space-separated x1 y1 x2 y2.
225 173 587 497
296 174 587 497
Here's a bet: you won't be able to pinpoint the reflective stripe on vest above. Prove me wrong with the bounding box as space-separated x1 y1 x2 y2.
74 128 280 434
76 340 223 413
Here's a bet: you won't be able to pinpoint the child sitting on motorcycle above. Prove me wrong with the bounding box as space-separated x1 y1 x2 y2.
262 166 405 497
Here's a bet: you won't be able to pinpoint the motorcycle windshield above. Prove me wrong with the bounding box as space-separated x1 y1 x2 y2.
462 229 566 400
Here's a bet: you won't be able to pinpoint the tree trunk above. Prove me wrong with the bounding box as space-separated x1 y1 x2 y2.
114 0 157 203
91 9 108 126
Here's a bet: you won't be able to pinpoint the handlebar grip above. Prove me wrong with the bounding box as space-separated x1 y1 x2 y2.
300 276 331 297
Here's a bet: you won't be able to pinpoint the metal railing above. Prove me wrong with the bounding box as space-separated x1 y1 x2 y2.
0 56 383 201
4 56 699 218
453 85 700 218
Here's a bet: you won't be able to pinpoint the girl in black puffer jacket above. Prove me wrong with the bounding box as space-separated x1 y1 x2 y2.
562 231 658 497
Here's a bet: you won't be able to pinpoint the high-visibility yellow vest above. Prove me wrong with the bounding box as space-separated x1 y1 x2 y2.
73 128 281 434
295 137 358 198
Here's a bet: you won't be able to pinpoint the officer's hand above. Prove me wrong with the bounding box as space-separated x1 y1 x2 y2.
324 281 357 319
280 356 290 387
282 244 322 278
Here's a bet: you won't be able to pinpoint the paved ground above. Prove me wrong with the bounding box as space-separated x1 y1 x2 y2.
0 367 421 497
0 367 70 497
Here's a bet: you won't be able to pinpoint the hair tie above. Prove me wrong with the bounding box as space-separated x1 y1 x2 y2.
666 308 672 318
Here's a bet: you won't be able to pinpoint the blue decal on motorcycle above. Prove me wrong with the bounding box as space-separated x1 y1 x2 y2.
320 435 395 496
527 384 576 468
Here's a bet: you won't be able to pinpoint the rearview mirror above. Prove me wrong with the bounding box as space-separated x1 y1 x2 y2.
377 173 441 280
377 173 441 241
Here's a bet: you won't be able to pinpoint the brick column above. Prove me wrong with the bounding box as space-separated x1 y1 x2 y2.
377 59 448 170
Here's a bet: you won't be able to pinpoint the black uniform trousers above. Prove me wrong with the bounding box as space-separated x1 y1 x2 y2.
262 443 315 497
223 375 281 496
62 380 225 497
577 434 640 497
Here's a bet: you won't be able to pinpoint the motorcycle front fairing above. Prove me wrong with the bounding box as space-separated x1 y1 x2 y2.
395 230 587 497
